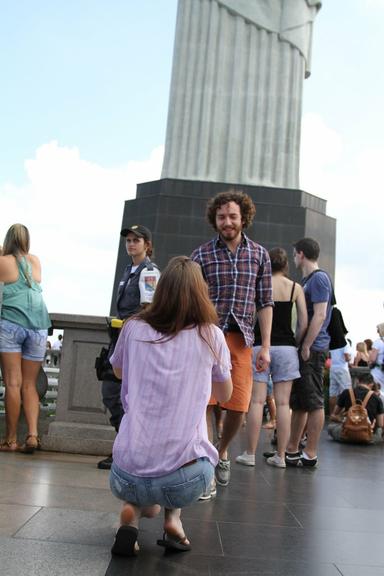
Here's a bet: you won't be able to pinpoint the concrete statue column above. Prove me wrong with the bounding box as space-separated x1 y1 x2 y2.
161 0 322 189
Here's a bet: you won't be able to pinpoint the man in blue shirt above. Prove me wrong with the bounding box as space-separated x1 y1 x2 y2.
286 238 333 467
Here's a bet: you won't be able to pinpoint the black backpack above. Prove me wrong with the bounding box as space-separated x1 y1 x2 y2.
303 270 347 350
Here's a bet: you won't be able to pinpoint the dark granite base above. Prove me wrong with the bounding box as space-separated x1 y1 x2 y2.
111 179 336 314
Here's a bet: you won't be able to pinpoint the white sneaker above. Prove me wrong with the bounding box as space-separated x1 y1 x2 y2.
235 451 255 466
266 453 286 468
198 479 217 501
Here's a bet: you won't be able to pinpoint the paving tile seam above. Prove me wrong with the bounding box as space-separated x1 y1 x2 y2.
0 478 111 493
333 563 345 576
336 561 384 569
12 534 111 550
216 519 304 530
282 503 304 529
215 520 225 556
11 506 44 538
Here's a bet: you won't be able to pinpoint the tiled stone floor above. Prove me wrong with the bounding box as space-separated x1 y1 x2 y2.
1 427 384 576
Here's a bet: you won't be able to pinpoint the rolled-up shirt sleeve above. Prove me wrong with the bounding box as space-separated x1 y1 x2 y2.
255 249 273 310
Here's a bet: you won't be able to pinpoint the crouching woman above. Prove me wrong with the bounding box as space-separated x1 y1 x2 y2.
109 256 232 557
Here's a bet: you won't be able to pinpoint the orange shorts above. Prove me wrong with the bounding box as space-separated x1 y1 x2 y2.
209 332 252 412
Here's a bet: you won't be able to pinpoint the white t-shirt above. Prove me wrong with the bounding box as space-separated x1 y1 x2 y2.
371 338 384 387
52 339 62 350
330 344 351 371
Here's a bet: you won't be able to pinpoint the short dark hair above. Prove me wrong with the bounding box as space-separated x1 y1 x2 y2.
357 372 374 385
269 247 288 274
206 190 256 230
293 237 320 261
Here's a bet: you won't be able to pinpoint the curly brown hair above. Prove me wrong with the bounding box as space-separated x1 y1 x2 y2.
206 190 256 230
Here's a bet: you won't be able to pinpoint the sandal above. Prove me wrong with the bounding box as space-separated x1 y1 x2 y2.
0 439 19 452
157 531 191 552
20 434 41 454
111 526 139 557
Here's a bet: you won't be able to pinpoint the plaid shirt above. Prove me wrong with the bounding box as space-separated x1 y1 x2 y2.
191 234 273 347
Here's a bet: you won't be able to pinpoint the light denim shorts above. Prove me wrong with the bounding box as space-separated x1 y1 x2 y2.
0 319 47 361
253 345 300 383
329 368 352 396
110 457 214 508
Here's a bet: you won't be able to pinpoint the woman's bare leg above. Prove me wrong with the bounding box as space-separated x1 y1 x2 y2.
120 502 161 528
245 381 267 454
0 352 22 442
163 508 190 544
21 359 42 439
273 381 293 458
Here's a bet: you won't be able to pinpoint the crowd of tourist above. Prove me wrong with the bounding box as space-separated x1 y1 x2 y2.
1 192 383 558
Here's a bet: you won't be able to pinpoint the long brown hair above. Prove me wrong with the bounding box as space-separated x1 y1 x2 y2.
3 223 30 256
135 256 218 352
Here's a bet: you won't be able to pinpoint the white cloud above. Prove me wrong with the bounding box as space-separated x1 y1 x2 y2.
0 141 163 316
300 113 384 343
2 133 383 345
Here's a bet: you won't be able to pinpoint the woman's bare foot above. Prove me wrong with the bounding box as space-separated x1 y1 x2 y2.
163 508 190 545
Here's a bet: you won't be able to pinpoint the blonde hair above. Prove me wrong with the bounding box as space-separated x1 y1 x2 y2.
2 224 30 256
356 341 368 354
377 323 384 338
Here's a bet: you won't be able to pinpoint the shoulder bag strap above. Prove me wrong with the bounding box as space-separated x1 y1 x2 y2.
348 387 356 406
362 390 374 409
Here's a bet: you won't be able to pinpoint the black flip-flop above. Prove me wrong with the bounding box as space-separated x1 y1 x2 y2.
157 531 191 552
111 525 139 557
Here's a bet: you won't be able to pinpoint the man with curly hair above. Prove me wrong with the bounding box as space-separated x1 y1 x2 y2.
191 190 273 491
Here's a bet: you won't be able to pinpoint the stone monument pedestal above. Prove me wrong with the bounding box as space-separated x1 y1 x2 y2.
111 178 336 311
42 313 115 455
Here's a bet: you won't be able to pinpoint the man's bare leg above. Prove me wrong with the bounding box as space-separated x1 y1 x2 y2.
218 409 244 460
244 381 267 454
287 410 308 453
304 408 325 458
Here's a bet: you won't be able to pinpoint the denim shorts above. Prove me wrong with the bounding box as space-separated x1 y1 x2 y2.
110 457 214 508
329 368 352 397
253 346 300 383
0 319 47 361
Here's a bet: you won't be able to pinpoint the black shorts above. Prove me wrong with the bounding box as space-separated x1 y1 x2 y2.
290 350 328 412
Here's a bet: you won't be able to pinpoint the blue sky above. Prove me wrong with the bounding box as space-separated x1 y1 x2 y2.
1 0 383 347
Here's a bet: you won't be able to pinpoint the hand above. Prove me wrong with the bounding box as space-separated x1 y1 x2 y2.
301 345 310 362
255 346 270 372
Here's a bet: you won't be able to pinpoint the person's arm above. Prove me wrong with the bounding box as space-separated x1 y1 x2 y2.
353 352 361 367
254 248 273 370
301 301 328 361
212 377 233 403
294 284 308 345
330 405 344 422
113 366 122 379
369 348 378 365
255 305 273 371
